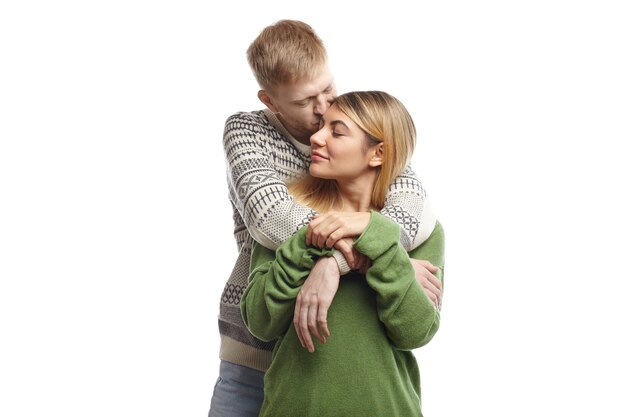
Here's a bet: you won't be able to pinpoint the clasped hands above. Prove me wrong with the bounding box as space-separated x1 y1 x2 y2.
294 212 442 352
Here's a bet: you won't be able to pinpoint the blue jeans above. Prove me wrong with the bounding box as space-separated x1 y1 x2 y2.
208 360 265 417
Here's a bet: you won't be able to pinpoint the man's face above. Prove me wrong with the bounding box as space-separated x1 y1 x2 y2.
261 66 336 144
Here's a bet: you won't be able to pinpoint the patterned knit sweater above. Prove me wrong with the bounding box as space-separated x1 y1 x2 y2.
241 214 445 416
219 108 436 371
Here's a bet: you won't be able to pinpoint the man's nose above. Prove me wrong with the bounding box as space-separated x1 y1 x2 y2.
313 95 330 115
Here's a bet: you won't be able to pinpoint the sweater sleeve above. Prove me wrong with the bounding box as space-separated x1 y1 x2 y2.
353 213 445 350
240 227 334 342
380 164 437 251
223 112 317 250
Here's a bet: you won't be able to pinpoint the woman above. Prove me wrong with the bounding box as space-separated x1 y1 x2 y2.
241 91 444 416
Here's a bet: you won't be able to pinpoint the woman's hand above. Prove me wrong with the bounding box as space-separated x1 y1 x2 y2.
306 212 371 249
293 256 340 353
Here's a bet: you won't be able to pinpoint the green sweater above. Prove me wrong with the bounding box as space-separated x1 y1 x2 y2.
241 212 445 417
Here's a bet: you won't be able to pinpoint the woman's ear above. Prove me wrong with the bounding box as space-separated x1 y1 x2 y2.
258 90 279 113
369 143 384 168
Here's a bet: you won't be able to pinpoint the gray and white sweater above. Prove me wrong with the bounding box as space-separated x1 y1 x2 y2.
218 108 436 371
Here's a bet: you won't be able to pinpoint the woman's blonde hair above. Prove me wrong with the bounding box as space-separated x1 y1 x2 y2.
247 20 328 91
289 91 416 212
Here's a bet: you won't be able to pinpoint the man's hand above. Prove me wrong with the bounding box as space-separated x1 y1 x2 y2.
334 237 368 270
306 212 370 249
410 259 442 309
293 256 340 353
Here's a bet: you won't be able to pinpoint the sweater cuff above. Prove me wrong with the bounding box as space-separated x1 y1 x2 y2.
353 211 400 259
283 228 334 270
331 251 352 275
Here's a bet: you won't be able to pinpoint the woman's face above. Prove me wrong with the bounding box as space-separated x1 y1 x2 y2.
309 104 378 181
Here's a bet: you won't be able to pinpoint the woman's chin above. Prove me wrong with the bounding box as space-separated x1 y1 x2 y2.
309 166 332 179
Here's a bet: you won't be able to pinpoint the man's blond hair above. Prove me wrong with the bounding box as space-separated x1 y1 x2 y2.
247 20 328 91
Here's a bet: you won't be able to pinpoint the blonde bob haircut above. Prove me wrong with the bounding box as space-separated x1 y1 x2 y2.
247 20 328 91
289 91 417 213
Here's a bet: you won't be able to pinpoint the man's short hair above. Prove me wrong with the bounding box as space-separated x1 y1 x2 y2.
247 20 328 91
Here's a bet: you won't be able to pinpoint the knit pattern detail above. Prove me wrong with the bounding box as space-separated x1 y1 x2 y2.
380 166 427 249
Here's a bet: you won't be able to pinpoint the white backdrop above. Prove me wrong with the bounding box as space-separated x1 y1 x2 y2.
1 1 625 416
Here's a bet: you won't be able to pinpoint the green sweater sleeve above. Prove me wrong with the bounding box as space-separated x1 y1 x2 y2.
354 213 445 350
241 227 333 342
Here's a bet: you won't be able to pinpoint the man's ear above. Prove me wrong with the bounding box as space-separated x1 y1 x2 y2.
369 143 384 168
258 90 279 113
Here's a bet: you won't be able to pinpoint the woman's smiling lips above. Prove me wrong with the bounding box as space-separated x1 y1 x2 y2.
311 151 328 161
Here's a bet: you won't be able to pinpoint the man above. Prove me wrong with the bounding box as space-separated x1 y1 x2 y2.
209 20 441 417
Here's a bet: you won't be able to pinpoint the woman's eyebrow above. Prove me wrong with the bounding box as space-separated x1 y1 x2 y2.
329 120 349 130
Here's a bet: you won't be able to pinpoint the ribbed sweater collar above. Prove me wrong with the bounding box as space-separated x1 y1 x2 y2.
263 108 311 155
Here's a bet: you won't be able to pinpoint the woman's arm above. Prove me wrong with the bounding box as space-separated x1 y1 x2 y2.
354 213 445 350
240 227 334 342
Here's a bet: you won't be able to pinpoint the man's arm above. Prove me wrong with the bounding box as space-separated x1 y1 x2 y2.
379 164 437 251
304 165 436 257
224 111 315 250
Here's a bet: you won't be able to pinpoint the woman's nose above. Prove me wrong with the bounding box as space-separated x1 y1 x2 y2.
310 130 326 146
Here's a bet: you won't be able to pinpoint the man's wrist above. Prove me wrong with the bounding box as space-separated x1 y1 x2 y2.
331 251 351 276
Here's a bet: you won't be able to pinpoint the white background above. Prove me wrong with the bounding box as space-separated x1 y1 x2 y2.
1 1 625 416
